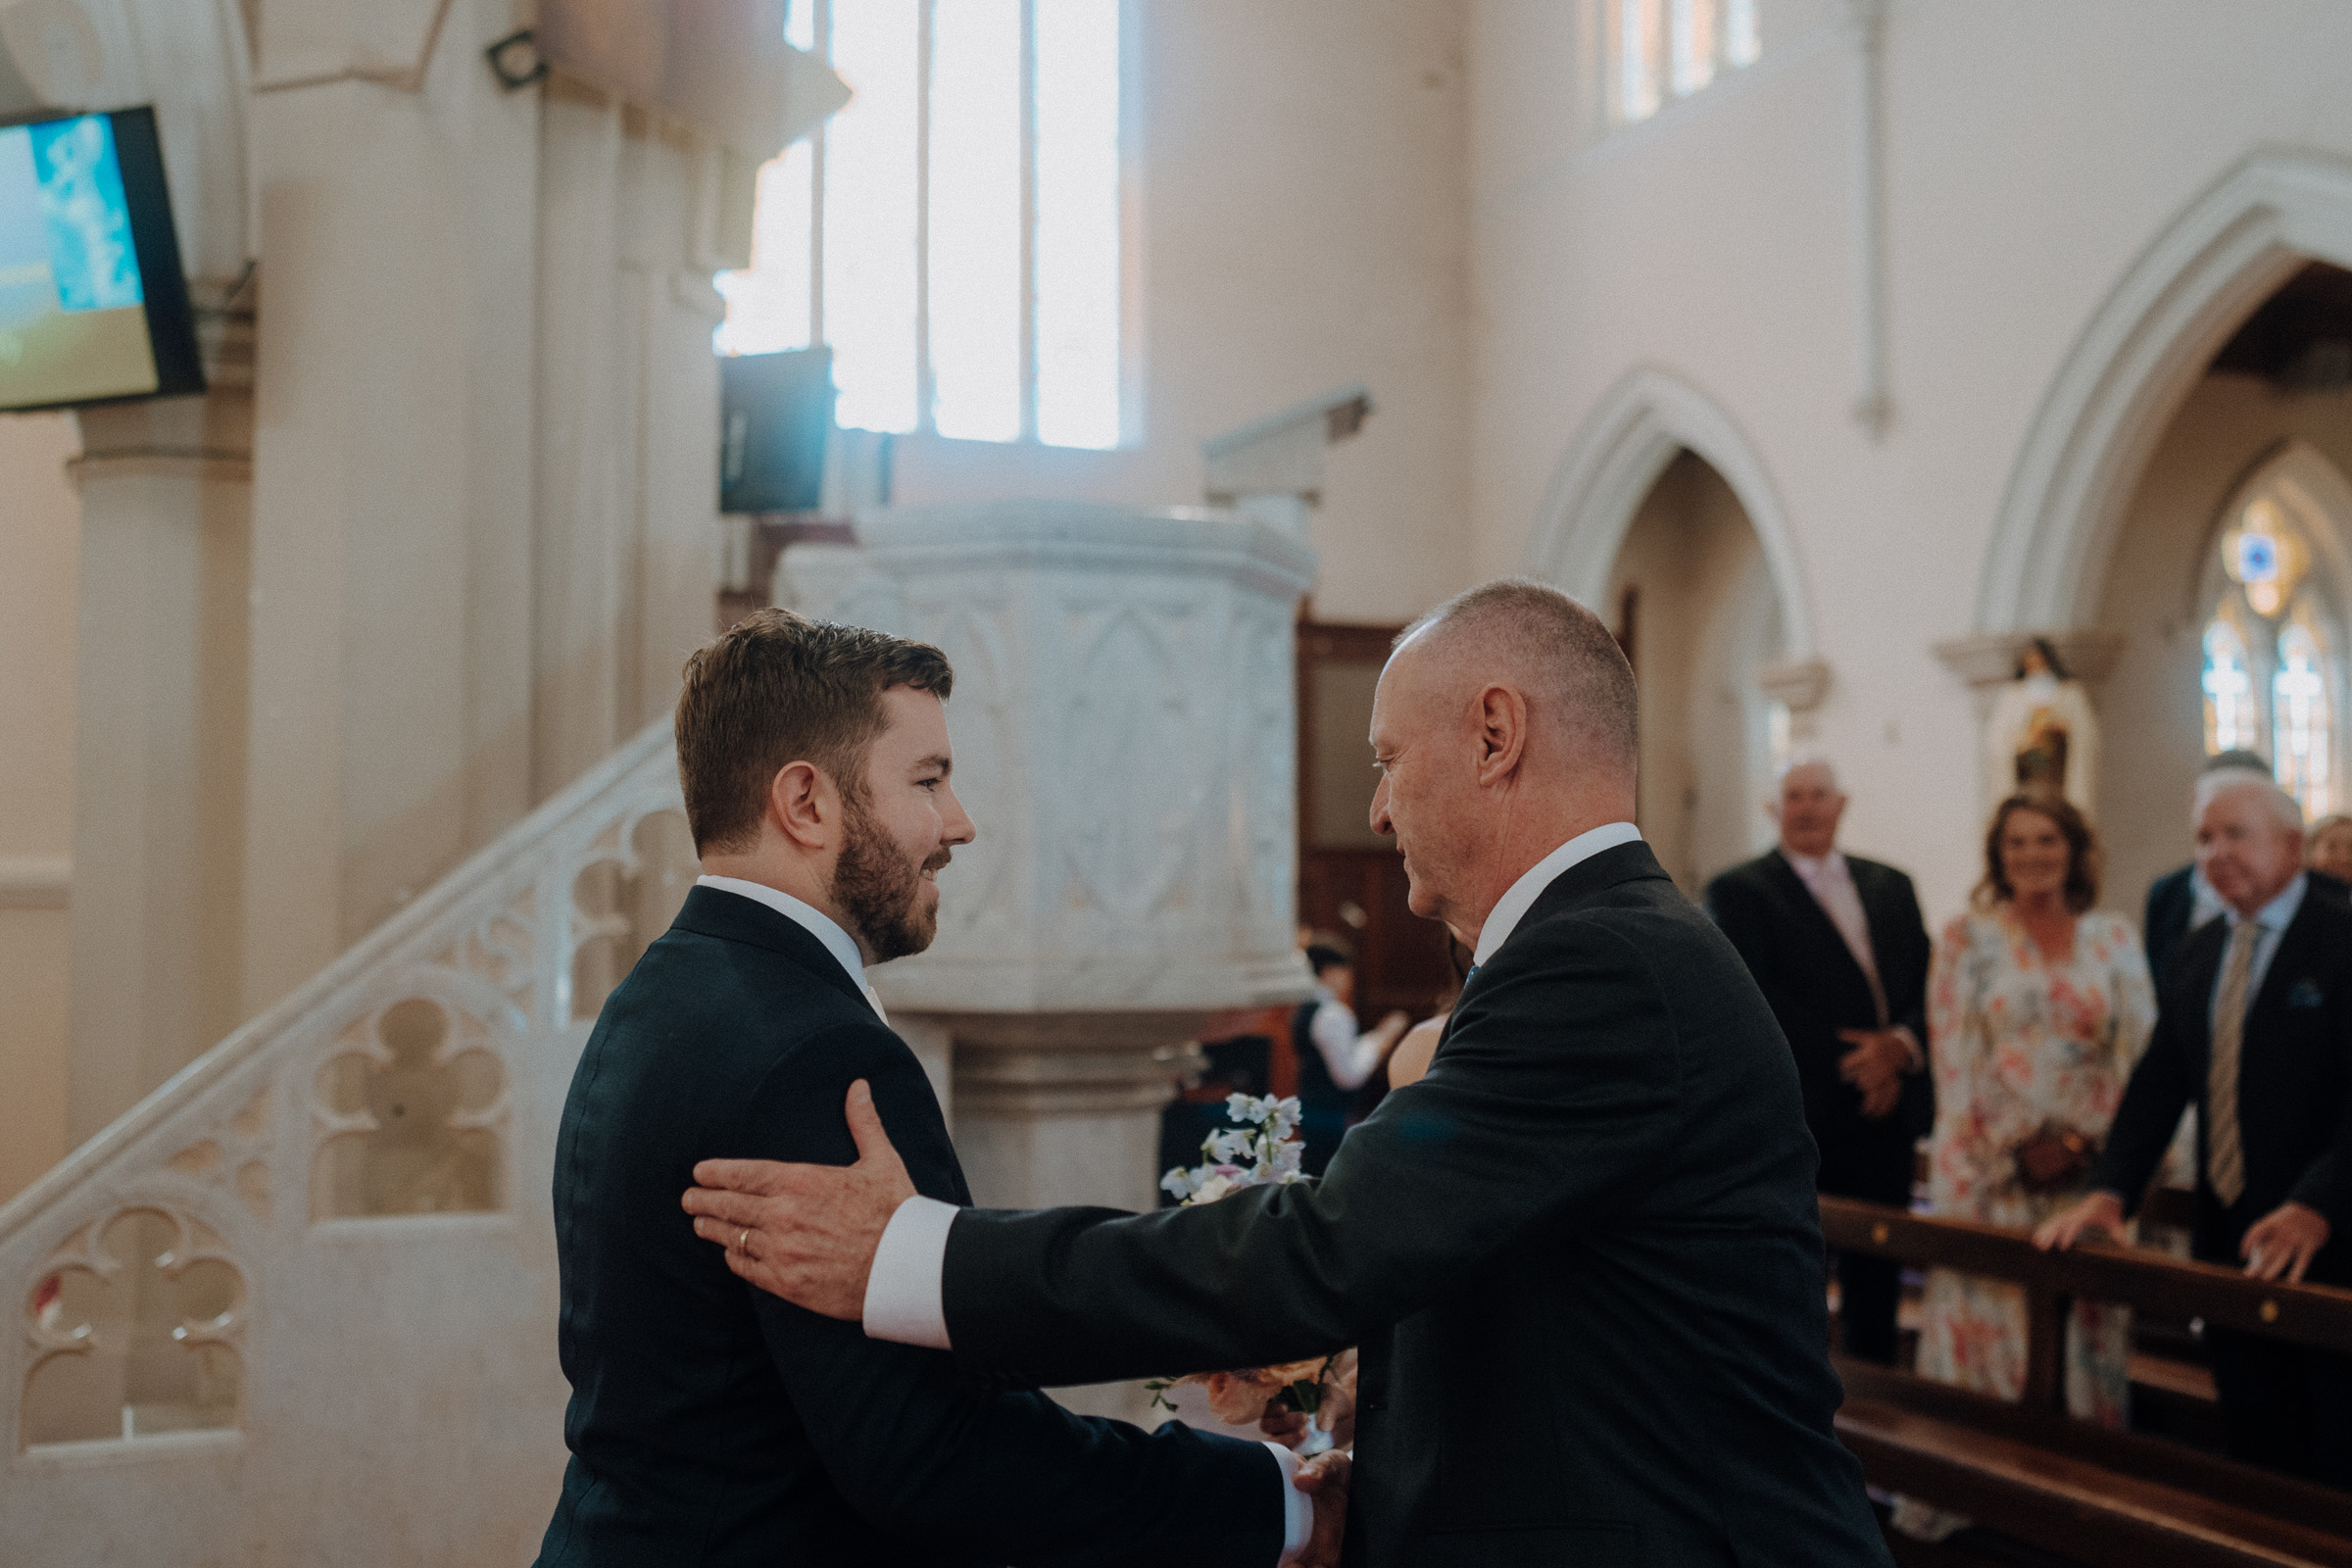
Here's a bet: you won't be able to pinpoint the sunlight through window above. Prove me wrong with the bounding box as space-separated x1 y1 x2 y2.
1615 0 1760 127
719 0 1125 449
2274 618 2334 817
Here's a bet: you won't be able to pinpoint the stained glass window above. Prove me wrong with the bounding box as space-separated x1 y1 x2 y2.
2202 618 2255 757
2274 617 2334 817
2199 478 2345 818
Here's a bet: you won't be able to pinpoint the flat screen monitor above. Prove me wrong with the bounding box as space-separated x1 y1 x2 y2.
720 346 834 514
0 106 203 412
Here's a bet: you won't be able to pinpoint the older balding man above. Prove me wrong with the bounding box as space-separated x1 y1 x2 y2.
1706 761 1933 1365
2040 770 2352 1486
684 579 1890 1568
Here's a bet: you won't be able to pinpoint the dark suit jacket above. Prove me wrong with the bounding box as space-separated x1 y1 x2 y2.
535 887 1283 1567
938 843 1889 1568
2095 880 2352 1284
1704 849 1935 1165
2143 864 2200 989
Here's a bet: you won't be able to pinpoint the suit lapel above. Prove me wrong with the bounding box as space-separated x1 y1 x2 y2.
1765 849 1876 993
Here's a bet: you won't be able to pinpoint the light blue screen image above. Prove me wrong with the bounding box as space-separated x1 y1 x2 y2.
26 115 143 314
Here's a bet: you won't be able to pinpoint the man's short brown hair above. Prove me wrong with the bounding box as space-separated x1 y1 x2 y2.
675 609 954 855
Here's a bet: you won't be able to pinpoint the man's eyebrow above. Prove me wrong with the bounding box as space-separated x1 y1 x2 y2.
914 753 954 776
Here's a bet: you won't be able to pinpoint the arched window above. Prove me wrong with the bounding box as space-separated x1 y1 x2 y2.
2197 473 2344 819
2275 617 2334 817
2202 617 2255 755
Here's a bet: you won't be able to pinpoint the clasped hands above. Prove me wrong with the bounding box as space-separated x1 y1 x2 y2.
1837 1028 1913 1120
2034 1188 2332 1283
683 1082 1353 1564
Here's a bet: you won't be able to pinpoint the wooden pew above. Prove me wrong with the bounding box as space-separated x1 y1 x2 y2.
1819 1196 2352 1567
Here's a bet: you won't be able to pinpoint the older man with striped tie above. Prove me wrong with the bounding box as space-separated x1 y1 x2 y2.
2039 767 2352 1489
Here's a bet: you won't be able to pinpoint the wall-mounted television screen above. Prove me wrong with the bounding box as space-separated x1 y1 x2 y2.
0 106 203 413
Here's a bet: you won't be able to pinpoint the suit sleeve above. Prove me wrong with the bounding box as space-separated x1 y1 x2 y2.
2286 986 2352 1230
742 1026 1287 1568
942 915 1685 1387
1704 870 1776 990
2091 1000 2196 1218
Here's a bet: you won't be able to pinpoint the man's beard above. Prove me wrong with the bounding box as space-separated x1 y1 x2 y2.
833 795 951 963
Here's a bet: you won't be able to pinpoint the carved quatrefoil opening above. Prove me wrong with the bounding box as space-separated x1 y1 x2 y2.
311 998 508 1219
569 808 698 1021
22 1208 243 1449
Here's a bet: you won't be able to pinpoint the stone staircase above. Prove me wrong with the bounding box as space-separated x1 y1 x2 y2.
0 717 699 1566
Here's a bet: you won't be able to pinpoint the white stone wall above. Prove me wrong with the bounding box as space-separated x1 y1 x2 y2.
0 414 80 1201
1466 0 2352 923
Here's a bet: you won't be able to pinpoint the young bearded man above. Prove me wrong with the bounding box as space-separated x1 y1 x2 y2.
534 609 1327 1566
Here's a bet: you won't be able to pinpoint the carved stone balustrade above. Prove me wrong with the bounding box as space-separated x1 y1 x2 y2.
780 501 1319 1216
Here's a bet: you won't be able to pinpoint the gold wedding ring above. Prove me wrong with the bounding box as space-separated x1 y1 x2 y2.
738 1228 751 1252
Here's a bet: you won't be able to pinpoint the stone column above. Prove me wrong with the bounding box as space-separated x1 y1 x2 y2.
784 502 1317 1418
65 282 256 1143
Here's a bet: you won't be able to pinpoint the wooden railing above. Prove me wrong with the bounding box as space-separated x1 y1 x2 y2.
1821 1197 2352 1568
1820 1196 2352 1411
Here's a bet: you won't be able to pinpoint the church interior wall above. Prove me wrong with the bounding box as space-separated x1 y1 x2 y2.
1463 0 2352 924
2093 371 2352 919
0 412 80 1200
883 0 1473 627
1606 451 1781 897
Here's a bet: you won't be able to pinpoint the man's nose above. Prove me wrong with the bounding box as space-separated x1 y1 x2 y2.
1369 775 1393 837
942 784 977 846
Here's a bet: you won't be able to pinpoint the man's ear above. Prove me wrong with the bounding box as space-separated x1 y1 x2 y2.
1473 684 1530 785
766 760 838 851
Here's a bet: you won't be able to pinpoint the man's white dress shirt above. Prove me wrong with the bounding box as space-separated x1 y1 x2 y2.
701 875 1308 1555
1469 821 1643 967
861 826 1652 1561
695 875 888 1021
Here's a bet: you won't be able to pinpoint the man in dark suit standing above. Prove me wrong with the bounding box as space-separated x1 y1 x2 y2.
689 580 1892 1567
2040 772 2352 1487
1705 761 1932 1365
535 610 1315 1567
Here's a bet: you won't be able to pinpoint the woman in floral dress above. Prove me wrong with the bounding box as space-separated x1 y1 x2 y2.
1894 794 2155 1539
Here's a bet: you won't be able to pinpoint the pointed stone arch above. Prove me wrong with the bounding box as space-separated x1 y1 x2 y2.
1979 149 2352 637
1523 366 1818 663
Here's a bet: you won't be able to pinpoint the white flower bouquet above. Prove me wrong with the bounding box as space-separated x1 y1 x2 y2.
1147 1094 1348 1454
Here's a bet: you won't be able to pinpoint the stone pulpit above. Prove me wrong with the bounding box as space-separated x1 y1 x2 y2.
779 501 1318 1220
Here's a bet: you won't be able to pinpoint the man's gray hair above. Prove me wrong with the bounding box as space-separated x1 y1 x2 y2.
1398 577 1638 766
1778 755 1841 791
2192 765 2304 834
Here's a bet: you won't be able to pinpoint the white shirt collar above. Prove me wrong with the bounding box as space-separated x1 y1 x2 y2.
2227 869 2307 935
1471 821 1643 967
694 874 883 1018
1781 846 1849 882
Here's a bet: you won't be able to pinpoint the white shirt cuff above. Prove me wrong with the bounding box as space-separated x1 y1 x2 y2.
1892 1025 1925 1072
861 1194 958 1350
1264 1442 1314 1564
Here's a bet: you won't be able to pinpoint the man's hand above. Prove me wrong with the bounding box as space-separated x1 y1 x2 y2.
682 1080 916 1319
1291 1449 1348 1568
1260 1379 1355 1452
1837 1028 1911 1120
2034 1189 2125 1251
2242 1200 2331 1284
